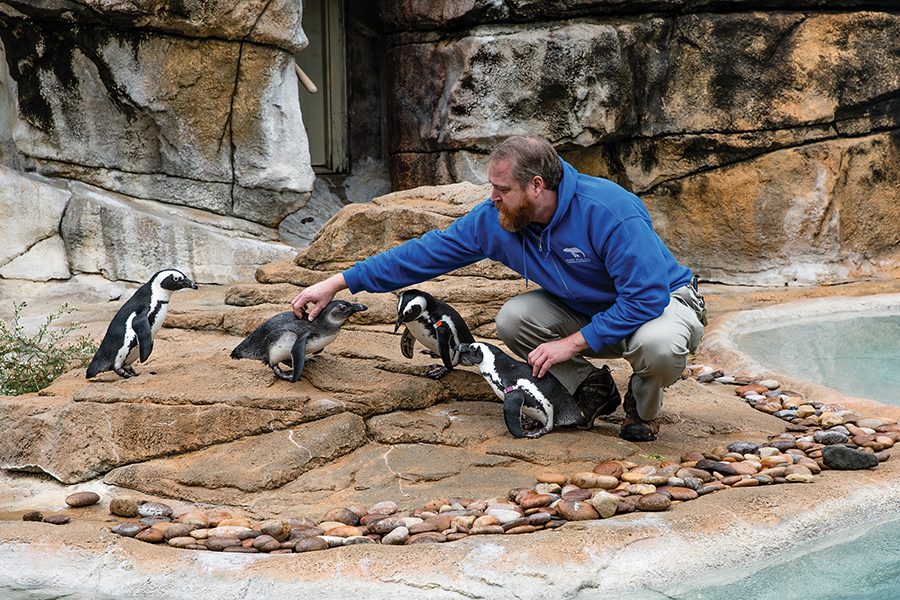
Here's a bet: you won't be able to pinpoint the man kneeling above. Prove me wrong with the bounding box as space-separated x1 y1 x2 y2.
291 135 706 442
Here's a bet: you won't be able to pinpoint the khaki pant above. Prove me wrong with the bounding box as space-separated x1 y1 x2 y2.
496 286 705 421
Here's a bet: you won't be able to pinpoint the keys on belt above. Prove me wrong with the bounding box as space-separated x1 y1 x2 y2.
690 275 708 326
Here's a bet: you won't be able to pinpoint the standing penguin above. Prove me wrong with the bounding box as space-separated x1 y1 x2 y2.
457 342 588 438
86 268 198 379
395 289 475 379
231 300 367 382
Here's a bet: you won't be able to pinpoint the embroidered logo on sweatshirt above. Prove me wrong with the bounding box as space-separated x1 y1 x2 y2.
563 246 590 264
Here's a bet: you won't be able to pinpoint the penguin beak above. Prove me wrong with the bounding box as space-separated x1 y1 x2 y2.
351 303 367 313
394 317 403 334
456 344 478 365
457 344 475 366
184 278 198 290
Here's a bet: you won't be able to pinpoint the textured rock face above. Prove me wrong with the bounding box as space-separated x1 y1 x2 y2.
291 182 490 269
105 413 370 494
0 166 70 279
4 2 895 288
0 167 294 284
0 1 313 226
650 134 900 285
2 0 308 49
386 10 900 285
61 182 295 284
379 0 900 29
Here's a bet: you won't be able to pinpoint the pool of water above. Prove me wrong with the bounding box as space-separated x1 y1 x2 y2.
735 313 900 404
667 515 900 600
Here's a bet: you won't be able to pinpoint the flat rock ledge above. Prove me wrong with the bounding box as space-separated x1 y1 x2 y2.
3 284 900 597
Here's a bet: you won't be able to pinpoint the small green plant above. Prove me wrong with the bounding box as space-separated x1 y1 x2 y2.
0 302 97 396
644 453 667 462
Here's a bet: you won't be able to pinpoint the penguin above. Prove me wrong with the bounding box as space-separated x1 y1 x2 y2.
230 300 367 382
86 268 198 379
395 289 475 379
457 342 587 438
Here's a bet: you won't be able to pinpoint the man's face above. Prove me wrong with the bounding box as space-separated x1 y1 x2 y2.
488 158 536 232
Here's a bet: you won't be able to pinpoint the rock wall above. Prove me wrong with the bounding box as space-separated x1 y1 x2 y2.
0 1 313 227
0 0 314 284
0 166 294 284
384 4 900 285
1 1 897 287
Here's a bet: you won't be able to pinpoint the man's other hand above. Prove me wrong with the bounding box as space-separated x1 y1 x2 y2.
528 332 589 378
290 273 348 321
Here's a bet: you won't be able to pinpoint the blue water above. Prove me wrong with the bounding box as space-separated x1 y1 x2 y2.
669 517 900 599
735 314 900 404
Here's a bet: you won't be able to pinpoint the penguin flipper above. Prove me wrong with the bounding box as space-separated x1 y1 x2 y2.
503 389 528 438
400 328 415 359
289 333 310 383
504 388 554 438
134 314 153 363
434 320 456 372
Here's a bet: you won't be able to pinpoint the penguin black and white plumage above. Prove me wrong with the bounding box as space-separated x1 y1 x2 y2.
230 300 367 382
457 342 586 439
395 289 475 379
86 268 198 379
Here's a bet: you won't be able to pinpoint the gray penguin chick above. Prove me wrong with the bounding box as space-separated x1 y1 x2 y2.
230 300 367 382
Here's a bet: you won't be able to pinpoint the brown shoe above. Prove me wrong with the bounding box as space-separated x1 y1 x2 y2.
619 376 660 442
573 365 621 430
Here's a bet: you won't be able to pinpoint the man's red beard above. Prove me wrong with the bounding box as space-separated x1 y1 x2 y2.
498 200 535 232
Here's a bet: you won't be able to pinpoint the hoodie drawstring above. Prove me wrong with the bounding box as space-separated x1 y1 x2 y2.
522 227 552 289
521 236 529 287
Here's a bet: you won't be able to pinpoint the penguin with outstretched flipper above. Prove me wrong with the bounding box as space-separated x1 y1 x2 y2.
457 342 588 438
86 268 198 379
231 300 367 382
395 289 475 379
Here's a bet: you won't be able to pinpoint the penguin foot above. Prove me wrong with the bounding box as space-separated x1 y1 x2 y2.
124 366 139 377
524 426 551 439
521 415 542 430
271 364 294 381
425 365 449 379
114 368 133 378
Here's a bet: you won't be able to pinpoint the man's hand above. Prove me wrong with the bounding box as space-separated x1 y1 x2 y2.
290 273 348 321
528 332 590 378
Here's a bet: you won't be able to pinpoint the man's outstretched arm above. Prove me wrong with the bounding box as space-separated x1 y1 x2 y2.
290 273 347 320
290 203 491 320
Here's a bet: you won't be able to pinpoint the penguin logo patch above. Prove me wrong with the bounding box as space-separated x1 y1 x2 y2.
563 246 590 264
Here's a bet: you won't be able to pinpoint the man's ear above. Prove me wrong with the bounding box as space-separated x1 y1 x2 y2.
531 176 545 194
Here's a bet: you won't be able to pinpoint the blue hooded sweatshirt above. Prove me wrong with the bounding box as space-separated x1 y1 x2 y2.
343 159 693 352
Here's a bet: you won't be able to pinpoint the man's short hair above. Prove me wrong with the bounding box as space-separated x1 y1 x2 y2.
488 135 563 191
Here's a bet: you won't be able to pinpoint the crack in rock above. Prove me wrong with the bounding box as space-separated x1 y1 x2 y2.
286 429 314 462
382 445 409 498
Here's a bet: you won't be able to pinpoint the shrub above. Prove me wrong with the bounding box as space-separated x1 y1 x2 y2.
0 302 97 396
